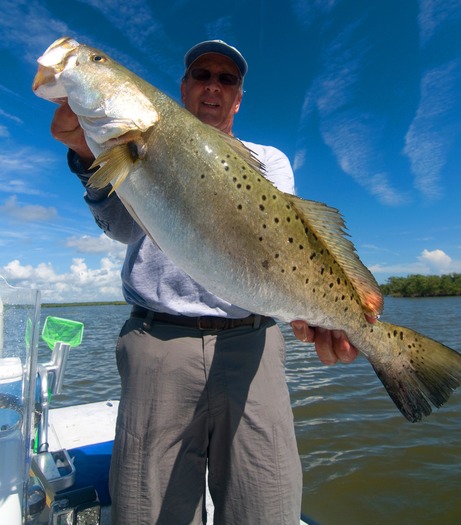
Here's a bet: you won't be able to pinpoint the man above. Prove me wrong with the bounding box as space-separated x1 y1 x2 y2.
51 40 361 524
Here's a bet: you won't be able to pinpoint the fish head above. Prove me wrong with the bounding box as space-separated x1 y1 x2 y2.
33 37 159 153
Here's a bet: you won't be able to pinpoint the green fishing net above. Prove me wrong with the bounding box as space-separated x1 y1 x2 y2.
41 316 84 350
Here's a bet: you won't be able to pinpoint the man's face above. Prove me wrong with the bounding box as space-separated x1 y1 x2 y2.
181 53 243 135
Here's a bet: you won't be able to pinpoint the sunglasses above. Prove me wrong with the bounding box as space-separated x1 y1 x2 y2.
189 68 241 86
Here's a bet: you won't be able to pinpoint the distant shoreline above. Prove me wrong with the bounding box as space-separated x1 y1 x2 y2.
42 301 128 308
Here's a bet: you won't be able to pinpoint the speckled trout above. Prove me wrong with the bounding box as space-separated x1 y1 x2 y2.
33 37 461 422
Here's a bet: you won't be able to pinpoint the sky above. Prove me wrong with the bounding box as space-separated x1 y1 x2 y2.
1 0 461 303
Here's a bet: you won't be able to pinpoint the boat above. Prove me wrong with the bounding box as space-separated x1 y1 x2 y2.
0 277 312 524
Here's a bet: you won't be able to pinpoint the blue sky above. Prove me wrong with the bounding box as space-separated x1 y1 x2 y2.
1 0 460 303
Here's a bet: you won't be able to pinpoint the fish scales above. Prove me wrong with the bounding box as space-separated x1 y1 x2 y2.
33 37 461 422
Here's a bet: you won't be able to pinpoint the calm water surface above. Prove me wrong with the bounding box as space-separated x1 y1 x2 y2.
40 297 461 525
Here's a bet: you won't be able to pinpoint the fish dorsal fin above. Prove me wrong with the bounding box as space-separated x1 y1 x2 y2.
286 195 383 317
213 127 267 175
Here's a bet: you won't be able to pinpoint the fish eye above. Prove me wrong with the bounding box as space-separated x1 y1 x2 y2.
92 54 106 63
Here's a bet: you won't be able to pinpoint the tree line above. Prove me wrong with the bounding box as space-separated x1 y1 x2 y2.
379 273 461 297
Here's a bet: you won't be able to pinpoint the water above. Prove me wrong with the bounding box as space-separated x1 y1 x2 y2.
39 298 461 525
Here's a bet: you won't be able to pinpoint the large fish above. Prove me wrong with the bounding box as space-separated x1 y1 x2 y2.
33 37 461 422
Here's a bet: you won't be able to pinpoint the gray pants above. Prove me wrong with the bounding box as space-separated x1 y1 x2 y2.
109 316 302 524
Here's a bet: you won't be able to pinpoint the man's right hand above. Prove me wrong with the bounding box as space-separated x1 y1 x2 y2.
50 102 94 169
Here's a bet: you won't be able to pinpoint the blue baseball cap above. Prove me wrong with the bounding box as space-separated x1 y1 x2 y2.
184 40 248 77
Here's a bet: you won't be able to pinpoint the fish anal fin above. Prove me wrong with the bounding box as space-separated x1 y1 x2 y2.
286 194 383 317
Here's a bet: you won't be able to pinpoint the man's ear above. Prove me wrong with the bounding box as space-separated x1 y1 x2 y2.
234 92 243 113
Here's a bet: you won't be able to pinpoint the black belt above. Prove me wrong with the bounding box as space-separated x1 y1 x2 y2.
131 306 270 330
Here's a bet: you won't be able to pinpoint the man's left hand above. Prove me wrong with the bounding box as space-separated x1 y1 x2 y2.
290 317 376 365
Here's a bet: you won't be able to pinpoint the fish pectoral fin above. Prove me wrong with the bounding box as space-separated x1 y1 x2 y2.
286 194 383 318
88 139 144 194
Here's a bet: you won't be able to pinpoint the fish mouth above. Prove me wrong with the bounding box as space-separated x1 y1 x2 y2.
32 64 55 92
32 64 68 102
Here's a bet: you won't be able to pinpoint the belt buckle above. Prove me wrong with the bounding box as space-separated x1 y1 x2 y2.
197 316 209 330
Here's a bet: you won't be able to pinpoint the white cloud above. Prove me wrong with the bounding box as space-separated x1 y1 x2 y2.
0 0 70 65
66 233 126 261
0 195 57 222
319 112 407 206
0 108 23 125
296 17 407 206
0 147 56 178
293 149 306 172
418 248 453 272
370 248 461 278
1 257 123 303
291 0 340 27
418 0 461 47
403 60 461 200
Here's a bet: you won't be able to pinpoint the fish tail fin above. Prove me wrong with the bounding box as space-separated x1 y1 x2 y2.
88 142 137 194
368 321 461 422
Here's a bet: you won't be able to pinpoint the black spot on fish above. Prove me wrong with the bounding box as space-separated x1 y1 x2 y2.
246 185 251 190
237 204 242 210
262 260 269 269
259 205 265 211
